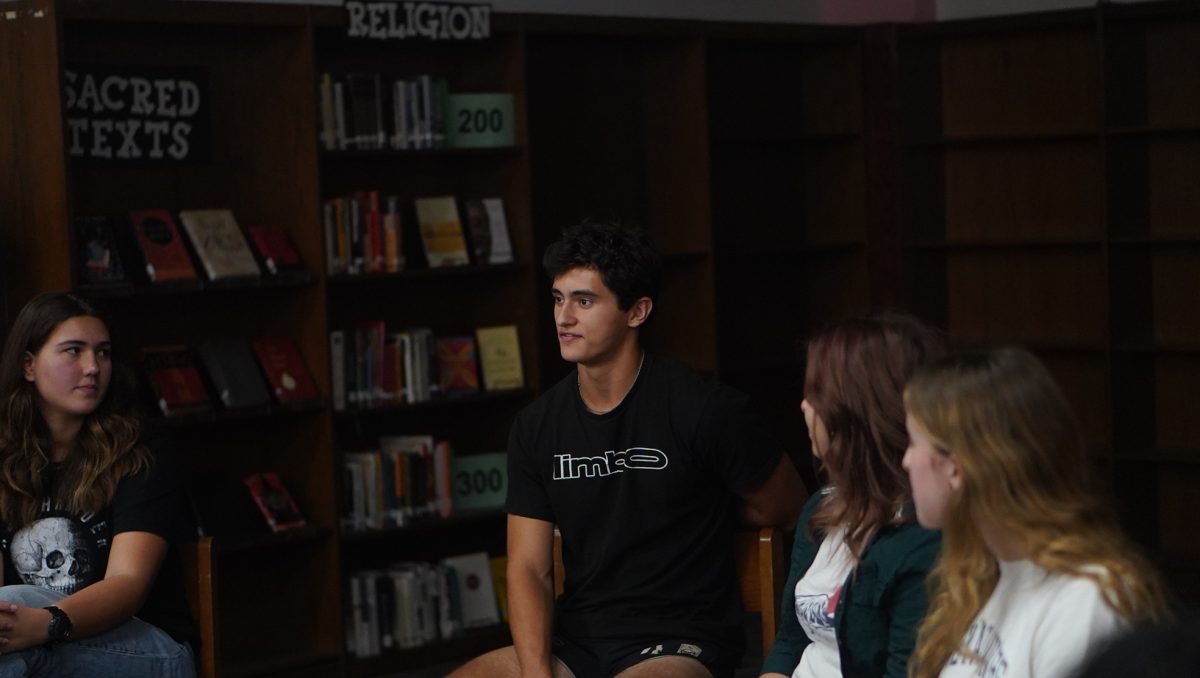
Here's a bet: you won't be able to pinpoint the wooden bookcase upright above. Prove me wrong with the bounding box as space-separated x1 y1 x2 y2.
895 2 1200 604
1 3 343 676
312 10 539 677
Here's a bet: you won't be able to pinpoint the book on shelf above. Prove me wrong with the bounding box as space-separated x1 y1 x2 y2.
436 335 480 394
251 338 319 405
489 555 508 622
178 208 262 281
245 225 303 276
318 71 337 151
475 324 525 391
74 215 128 285
441 551 501 629
330 329 347 411
243 471 307 533
198 338 271 410
140 345 211 417
462 197 514 266
344 72 386 151
382 194 404 272
128 209 199 283
414 196 470 267
187 472 272 541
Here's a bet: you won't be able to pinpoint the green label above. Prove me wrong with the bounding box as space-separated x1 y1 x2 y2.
446 93 515 148
452 451 507 510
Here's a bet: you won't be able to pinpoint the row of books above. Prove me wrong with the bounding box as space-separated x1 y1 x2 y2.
329 324 523 411
341 434 452 532
77 209 305 288
346 552 505 658
319 72 448 151
141 338 318 417
323 193 513 275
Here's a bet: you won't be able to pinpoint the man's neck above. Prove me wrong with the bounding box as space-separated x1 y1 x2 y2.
576 344 644 414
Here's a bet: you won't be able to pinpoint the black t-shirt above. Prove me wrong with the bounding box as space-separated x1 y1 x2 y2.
0 429 199 649
506 354 785 648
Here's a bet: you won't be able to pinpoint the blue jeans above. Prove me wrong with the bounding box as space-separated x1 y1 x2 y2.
0 585 195 678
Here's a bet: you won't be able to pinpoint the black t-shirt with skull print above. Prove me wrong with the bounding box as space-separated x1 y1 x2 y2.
0 428 198 649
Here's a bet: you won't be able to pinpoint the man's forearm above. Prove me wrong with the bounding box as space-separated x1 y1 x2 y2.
508 564 556 678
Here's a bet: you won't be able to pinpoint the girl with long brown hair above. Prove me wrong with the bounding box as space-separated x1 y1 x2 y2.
761 312 944 678
0 292 196 676
903 347 1169 678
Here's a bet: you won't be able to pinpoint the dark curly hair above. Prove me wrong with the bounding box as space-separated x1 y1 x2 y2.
542 220 661 311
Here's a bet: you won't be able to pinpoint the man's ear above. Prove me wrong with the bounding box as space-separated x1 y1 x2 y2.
23 352 35 383
627 297 653 328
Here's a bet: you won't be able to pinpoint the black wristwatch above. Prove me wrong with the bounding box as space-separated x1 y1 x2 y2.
43 606 73 645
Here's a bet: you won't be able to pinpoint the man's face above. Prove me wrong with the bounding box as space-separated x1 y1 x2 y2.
551 267 637 366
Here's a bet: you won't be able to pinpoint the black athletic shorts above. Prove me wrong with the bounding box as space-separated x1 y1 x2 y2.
551 631 739 678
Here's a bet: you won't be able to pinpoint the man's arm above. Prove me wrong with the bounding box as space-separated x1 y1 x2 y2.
739 455 805 530
507 514 557 678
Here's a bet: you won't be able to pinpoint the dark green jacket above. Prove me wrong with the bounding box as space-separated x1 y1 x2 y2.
761 488 941 678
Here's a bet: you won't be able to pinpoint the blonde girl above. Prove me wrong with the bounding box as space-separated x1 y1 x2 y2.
903 347 1168 678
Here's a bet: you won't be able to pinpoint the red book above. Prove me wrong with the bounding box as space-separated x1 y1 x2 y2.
140 345 211 416
250 338 319 404
243 472 306 533
436 336 480 393
128 209 198 283
246 225 302 275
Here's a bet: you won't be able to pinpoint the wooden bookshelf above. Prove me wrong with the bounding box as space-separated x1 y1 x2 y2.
895 3 1200 604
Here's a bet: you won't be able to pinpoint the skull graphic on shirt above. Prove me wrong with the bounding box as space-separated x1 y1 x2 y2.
10 516 94 594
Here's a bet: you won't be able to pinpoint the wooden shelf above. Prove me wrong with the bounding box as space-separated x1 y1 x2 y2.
710 131 860 147
327 262 526 286
1109 234 1200 247
717 242 864 259
905 131 1099 149
909 237 1103 250
78 271 315 298
320 145 524 161
1114 343 1200 355
1107 124 1200 138
1113 448 1200 465
155 399 325 428
214 525 332 556
341 509 505 544
333 388 532 418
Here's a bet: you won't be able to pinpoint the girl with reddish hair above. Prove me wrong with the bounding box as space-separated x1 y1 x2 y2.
762 312 944 678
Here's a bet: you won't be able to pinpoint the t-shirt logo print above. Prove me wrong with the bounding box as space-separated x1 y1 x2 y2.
10 516 96 594
553 447 668 480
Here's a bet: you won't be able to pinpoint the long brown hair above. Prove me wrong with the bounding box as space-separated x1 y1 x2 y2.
0 292 148 528
905 348 1169 678
804 312 944 557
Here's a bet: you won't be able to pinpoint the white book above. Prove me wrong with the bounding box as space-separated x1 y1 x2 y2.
483 197 515 264
441 552 500 629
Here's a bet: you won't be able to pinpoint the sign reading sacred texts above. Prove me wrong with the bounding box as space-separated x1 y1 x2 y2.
346 1 491 41
63 65 211 165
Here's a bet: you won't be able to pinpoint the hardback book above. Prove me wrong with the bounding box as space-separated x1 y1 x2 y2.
74 215 127 285
475 325 525 391
243 471 307 533
413 196 470 267
198 338 271 410
246 225 303 276
128 209 199 283
440 552 500 629
179 209 262 281
462 198 514 265
435 336 479 394
251 338 320 404
140 345 211 417
187 472 272 541
344 72 386 151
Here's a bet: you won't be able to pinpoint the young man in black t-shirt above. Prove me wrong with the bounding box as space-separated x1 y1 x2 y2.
450 221 804 678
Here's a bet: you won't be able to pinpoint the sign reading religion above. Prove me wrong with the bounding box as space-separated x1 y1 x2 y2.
345 1 491 41
63 65 211 165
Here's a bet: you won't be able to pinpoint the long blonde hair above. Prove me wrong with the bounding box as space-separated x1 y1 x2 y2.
904 347 1169 678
